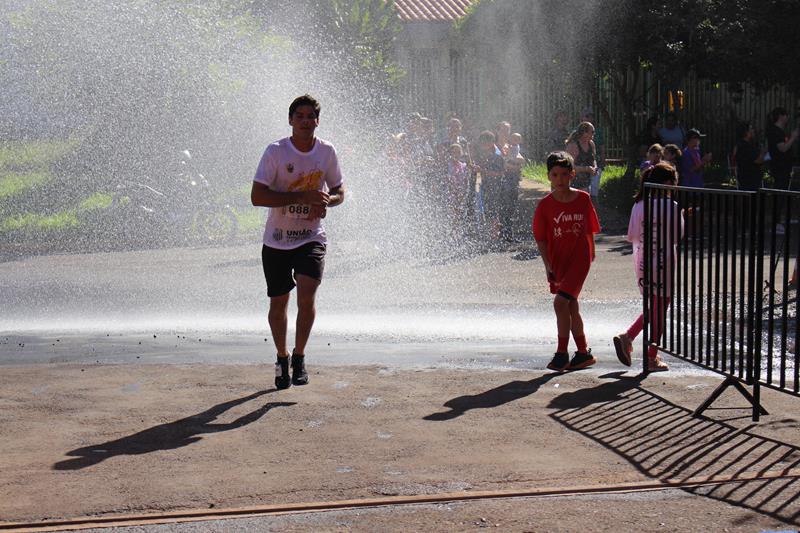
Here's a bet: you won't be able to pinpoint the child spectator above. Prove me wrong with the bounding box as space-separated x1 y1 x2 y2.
446 143 470 222
533 151 601 371
640 143 664 171
495 121 512 157
508 132 524 160
438 117 469 160
680 128 712 187
613 162 684 372
662 144 682 169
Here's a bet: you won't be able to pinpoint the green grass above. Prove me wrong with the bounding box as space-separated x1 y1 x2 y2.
523 161 635 214
78 192 113 211
0 191 113 233
0 170 52 199
522 162 628 188
521 162 550 185
0 211 80 232
0 138 77 199
0 139 76 172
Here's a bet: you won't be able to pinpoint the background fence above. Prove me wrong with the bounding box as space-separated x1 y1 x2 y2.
400 50 800 163
643 184 799 421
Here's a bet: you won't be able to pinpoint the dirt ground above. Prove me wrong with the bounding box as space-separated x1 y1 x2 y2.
2 180 800 531
1 362 799 531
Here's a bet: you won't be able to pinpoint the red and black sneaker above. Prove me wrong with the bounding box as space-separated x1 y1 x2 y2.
568 349 596 370
547 352 570 372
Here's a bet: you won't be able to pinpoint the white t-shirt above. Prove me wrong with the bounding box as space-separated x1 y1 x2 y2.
253 137 343 250
627 198 684 295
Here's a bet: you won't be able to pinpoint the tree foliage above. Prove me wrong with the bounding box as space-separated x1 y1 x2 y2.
1 0 403 189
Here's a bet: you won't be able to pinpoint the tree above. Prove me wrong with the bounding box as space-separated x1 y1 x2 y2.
456 0 800 169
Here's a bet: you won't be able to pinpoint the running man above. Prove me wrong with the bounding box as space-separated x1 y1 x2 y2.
251 94 345 389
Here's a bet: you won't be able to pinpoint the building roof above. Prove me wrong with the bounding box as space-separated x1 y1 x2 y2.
392 0 474 22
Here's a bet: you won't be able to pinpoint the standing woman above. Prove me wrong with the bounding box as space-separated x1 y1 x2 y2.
766 107 799 190
566 122 598 192
734 122 766 191
495 121 511 157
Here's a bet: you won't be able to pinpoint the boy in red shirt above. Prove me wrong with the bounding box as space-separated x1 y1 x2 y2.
533 152 601 371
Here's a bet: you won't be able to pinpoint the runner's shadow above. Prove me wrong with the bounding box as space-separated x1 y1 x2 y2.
423 373 558 421
547 371 646 409
53 391 294 470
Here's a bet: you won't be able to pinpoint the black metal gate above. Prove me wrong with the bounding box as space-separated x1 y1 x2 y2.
643 185 799 421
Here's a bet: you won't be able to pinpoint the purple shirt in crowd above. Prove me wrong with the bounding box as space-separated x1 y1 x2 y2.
680 146 703 188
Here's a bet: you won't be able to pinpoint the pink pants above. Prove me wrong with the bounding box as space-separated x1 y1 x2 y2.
626 296 671 358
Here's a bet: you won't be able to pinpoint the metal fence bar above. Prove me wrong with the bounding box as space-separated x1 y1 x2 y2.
643 184 651 372
644 185 800 420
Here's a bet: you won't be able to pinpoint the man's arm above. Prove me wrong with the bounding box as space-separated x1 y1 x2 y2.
327 184 345 207
778 129 799 152
251 181 329 208
308 184 345 219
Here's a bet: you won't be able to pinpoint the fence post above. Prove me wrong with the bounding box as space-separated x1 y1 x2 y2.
643 184 651 373
752 191 765 422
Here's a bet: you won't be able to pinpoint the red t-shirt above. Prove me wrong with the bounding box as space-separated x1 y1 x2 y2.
533 190 601 298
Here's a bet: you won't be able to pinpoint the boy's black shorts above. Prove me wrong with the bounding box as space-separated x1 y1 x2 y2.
261 242 326 297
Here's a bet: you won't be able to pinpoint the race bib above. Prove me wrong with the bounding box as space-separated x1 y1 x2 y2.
283 204 311 220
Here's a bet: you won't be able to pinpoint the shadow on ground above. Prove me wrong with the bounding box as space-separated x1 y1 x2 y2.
423 374 558 421
549 372 800 526
53 391 295 470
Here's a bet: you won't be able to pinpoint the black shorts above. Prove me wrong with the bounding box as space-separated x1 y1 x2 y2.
261 242 326 297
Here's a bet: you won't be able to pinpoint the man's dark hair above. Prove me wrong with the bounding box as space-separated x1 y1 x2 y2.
736 122 751 140
478 130 496 144
289 94 321 118
770 107 788 124
546 151 574 172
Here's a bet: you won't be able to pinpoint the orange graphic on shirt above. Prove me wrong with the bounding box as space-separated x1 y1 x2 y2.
288 170 323 192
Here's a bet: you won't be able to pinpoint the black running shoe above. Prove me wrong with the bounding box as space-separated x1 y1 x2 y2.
275 357 291 390
568 349 597 370
291 353 308 385
547 352 570 371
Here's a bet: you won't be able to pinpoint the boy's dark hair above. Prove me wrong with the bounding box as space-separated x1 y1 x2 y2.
289 94 321 118
546 151 574 172
634 162 678 202
478 130 496 144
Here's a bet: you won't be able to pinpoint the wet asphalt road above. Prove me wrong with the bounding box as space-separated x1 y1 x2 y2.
0 238 707 374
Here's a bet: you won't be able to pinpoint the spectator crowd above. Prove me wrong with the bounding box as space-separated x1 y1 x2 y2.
385 105 799 247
